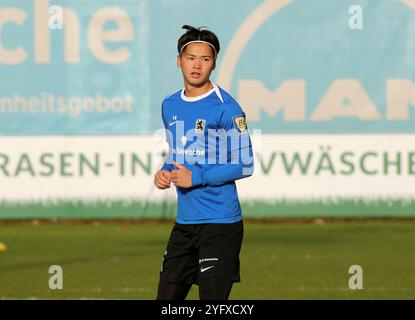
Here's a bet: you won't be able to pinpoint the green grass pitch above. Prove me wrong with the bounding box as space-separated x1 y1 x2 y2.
0 221 414 299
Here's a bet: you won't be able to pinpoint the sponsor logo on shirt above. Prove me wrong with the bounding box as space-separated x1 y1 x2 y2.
172 148 205 156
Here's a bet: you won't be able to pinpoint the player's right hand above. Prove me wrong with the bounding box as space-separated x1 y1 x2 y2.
154 170 171 189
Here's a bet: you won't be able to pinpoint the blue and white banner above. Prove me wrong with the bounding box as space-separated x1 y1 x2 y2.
1 0 415 217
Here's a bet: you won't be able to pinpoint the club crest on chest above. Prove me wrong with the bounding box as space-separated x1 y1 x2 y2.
195 119 206 134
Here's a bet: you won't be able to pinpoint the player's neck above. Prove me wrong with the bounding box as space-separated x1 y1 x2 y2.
183 81 213 98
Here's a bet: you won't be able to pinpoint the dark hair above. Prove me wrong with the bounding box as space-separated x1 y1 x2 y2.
177 25 220 58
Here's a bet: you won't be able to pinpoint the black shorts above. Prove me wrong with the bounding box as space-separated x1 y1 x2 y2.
159 220 244 285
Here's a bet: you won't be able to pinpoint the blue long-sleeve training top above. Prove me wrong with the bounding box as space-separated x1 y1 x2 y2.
160 83 254 224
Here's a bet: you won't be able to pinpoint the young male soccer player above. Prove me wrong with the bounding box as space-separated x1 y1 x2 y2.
154 25 254 300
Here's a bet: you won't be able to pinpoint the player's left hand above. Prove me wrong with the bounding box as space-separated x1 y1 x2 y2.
171 161 192 188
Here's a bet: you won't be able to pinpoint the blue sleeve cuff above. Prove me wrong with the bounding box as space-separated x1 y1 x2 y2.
191 167 206 187
160 163 173 172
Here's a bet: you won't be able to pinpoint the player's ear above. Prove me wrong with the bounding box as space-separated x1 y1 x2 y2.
177 55 181 68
